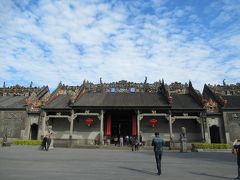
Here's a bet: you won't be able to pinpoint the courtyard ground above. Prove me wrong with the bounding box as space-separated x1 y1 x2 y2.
0 146 237 180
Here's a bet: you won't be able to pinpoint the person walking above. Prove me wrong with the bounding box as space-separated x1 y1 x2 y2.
233 139 240 179
46 135 52 151
41 136 47 150
120 136 124 147
152 132 165 175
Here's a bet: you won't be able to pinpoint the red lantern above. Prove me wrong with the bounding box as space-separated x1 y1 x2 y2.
149 119 158 127
84 118 94 127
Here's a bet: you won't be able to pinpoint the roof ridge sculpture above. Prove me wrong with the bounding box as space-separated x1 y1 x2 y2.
45 82 63 105
203 84 226 106
0 82 44 96
188 81 203 106
75 78 161 93
69 83 86 105
159 79 172 104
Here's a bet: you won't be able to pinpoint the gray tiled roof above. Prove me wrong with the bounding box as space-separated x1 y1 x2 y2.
73 92 169 107
0 96 26 109
171 94 203 110
223 96 240 109
44 95 71 109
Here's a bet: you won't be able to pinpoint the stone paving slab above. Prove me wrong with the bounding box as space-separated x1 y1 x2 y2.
0 146 238 180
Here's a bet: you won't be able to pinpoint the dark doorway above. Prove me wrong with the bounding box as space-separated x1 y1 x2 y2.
107 110 134 139
210 125 221 143
30 123 38 140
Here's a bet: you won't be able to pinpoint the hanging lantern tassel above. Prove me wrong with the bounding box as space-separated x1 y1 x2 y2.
84 118 94 127
149 119 158 128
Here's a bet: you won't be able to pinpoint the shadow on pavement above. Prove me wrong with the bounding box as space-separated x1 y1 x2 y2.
140 151 235 164
189 171 234 179
119 166 157 176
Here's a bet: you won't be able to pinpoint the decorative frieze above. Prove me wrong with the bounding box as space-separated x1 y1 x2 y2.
203 98 219 113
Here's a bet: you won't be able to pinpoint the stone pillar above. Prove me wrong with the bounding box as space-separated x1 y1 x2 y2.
168 112 173 149
219 117 225 143
137 110 140 141
222 112 230 143
100 110 104 145
48 130 55 150
180 127 187 153
180 138 187 152
169 114 173 139
69 110 74 147
42 111 47 137
200 117 205 142
25 113 31 140
197 113 205 142
204 117 211 143
0 111 3 137
69 110 74 138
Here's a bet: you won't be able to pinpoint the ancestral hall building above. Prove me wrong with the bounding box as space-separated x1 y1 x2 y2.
0 79 240 147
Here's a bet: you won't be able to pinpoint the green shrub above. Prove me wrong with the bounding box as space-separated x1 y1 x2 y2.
12 140 42 145
192 143 231 149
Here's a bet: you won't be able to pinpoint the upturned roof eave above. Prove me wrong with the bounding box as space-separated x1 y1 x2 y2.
0 107 26 110
71 105 171 109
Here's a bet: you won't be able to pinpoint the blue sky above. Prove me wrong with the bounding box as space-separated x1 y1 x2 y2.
0 0 240 91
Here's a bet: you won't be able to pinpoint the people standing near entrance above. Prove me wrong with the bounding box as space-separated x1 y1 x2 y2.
129 136 133 147
233 139 240 179
125 135 129 146
152 132 165 176
139 134 143 146
135 137 139 151
114 136 118 146
120 136 124 147
131 136 136 151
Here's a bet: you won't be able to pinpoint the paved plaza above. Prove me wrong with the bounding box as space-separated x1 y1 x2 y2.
0 146 238 180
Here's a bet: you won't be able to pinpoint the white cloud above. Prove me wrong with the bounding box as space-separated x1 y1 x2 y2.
0 0 239 91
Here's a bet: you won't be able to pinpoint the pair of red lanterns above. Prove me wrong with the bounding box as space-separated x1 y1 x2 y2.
84 118 157 127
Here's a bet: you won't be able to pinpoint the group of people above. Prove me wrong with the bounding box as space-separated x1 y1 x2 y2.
129 136 140 151
41 134 52 151
113 135 142 151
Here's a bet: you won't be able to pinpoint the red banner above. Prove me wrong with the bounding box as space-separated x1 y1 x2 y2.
132 115 137 136
106 115 111 136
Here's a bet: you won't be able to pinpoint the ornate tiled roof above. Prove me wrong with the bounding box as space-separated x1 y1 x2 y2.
0 83 50 112
222 96 240 109
0 96 26 109
43 94 71 109
73 92 169 108
171 94 203 110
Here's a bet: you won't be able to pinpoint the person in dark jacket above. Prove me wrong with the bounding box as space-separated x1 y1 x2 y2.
135 138 139 151
131 136 136 151
41 136 47 150
233 139 240 179
152 132 165 175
